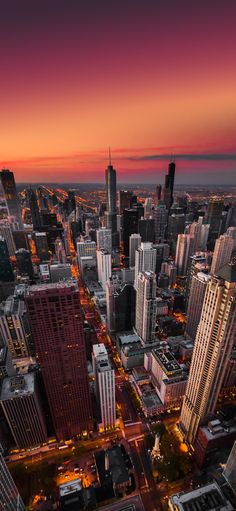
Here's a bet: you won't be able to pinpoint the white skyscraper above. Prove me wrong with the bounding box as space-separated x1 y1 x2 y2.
185 272 211 340
144 197 153 219
129 233 141 267
135 271 157 345
226 226 236 250
92 344 116 431
211 234 234 275
175 234 194 276
96 227 112 253
0 451 25 510
134 242 156 290
188 221 202 253
180 260 236 446
97 249 112 290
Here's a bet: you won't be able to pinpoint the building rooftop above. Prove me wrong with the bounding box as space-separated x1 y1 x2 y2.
169 482 233 511
218 260 236 283
95 445 131 488
27 280 77 294
59 479 82 497
1 373 35 400
142 390 162 410
153 350 182 376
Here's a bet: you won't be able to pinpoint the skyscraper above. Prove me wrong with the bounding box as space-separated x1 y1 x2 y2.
138 217 154 243
27 188 41 230
185 272 211 340
144 197 153 219
153 204 168 243
97 249 112 290
92 344 116 431
26 281 92 440
206 198 224 248
0 169 23 228
0 221 16 256
223 441 236 494
179 260 236 446
135 271 157 345
1 373 47 449
105 155 117 234
134 242 157 290
15 249 34 279
129 233 141 267
96 227 112 253
0 295 31 358
118 190 133 214
0 236 14 282
123 208 139 257
162 161 176 209
0 451 25 510
175 234 194 276
210 234 234 275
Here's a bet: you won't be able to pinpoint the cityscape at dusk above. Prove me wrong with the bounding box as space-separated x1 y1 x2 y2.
0 2 236 511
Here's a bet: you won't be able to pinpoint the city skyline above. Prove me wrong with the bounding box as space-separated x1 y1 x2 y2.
0 0 236 184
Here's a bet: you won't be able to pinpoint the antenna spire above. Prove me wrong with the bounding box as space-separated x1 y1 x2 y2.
108 147 112 166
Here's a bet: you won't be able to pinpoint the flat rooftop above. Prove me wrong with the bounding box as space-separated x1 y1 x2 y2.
59 478 82 497
169 482 233 511
142 390 162 409
27 280 77 294
99 494 145 511
1 373 35 400
153 350 182 375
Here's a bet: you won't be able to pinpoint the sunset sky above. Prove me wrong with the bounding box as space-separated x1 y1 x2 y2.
0 0 236 184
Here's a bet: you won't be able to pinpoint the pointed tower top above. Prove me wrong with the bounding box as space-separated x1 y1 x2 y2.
108 147 112 166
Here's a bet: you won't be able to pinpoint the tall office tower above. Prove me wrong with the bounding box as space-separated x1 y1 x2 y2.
175 234 194 276
223 441 236 494
206 198 224 248
144 197 153 219
1 374 47 449
34 232 49 261
179 260 236 446
92 344 115 431
123 208 139 257
106 278 136 333
138 217 154 243
68 190 76 214
105 156 117 234
26 281 92 440
135 271 157 345
118 190 133 214
0 345 15 380
0 221 15 256
0 294 32 358
162 161 176 209
161 261 177 287
0 236 14 282
15 248 34 279
77 240 96 262
211 235 234 275
27 188 41 230
97 250 112 291
155 184 162 205
134 242 157 290
226 226 236 250
187 221 202 253
154 242 170 273
96 227 112 253
199 222 210 251
12 230 30 251
153 204 168 243
186 253 208 301
185 272 211 340
129 233 141 268
55 236 67 263
0 451 26 510
167 213 185 254
0 169 23 228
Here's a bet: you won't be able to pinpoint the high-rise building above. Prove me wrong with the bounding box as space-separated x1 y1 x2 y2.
187 221 202 253
226 226 236 250
105 157 117 234
106 278 136 333
26 281 92 440
211 234 234 275
55 236 67 263
92 344 116 431
135 271 157 345
15 249 34 279
175 234 194 276
179 260 236 446
123 209 139 257
0 451 26 510
118 190 133 214
27 188 41 230
0 236 14 282
206 198 224 248
153 205 168 243
155 184 162 205
134 242 157 290
77 240 96 264
0 345 15 380
167 213 185 254
96 227 112 253
0 221 16 256
34 232 49 261
1 374 47 449
185 272 211 340
97 250 112 291
50 263 72 283
129 233 141 268
0 169 23 228
0 294 32 358
223 440 236 494
162 161 176 209
144 197 153 219
138 217 154 243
